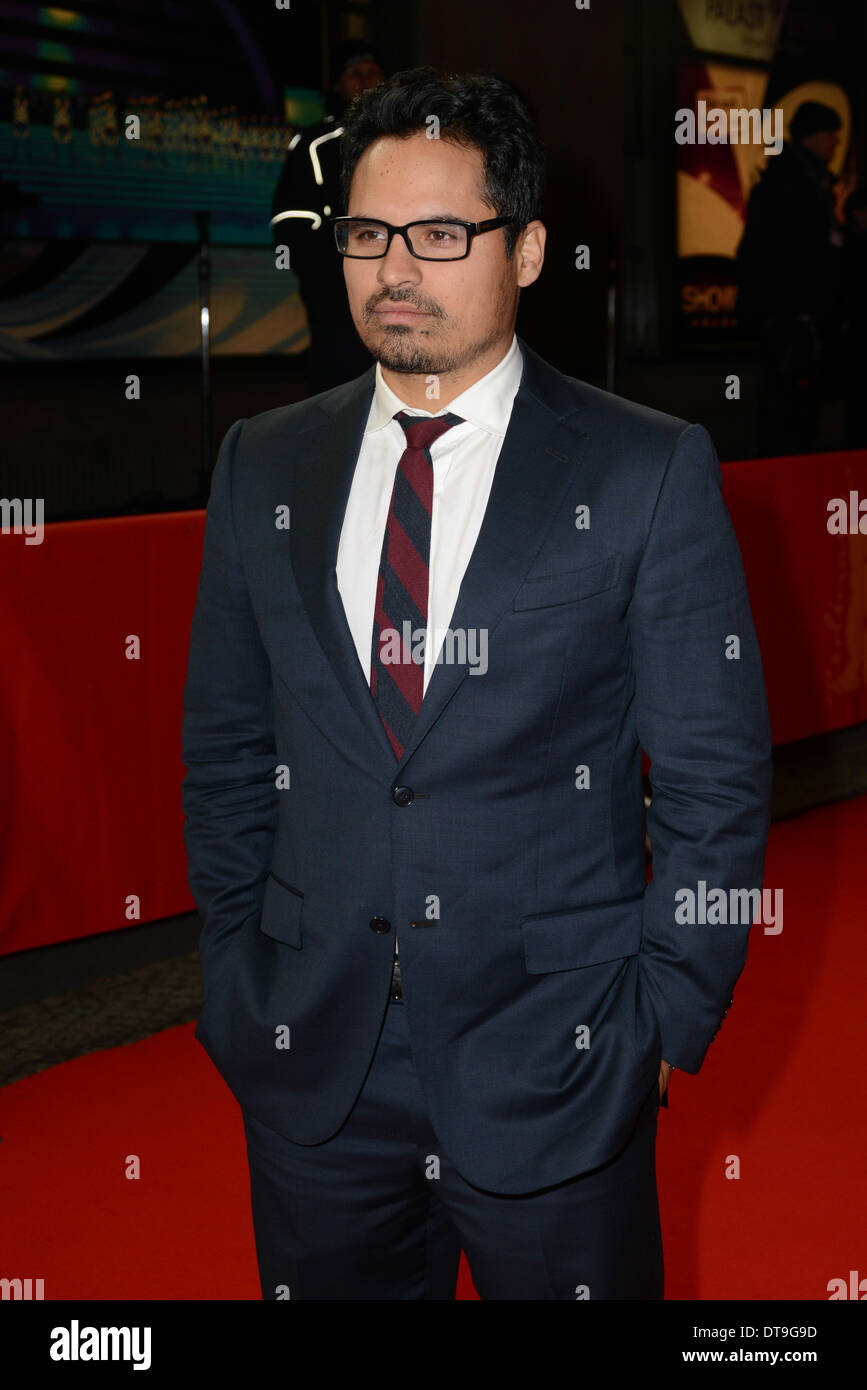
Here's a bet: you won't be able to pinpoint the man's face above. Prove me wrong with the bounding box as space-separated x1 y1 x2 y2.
335 61 383 103
800 128 840 165
342 131 541 378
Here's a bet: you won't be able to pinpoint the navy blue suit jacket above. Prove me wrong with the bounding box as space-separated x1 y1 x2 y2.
181 337 772 1194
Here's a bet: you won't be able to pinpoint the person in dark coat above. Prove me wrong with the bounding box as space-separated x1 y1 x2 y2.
735 100 845 455
841 183 867 447
272 40 384 392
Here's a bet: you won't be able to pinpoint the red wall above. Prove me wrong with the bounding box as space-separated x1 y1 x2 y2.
1 449 865 957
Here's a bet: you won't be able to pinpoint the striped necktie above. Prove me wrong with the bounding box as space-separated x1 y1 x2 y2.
370 409 464 759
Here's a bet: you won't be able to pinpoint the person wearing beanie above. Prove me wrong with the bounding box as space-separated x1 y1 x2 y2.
271 39 385 391
735 99 846 454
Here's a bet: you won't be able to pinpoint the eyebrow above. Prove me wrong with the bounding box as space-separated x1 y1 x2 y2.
350 213 471 223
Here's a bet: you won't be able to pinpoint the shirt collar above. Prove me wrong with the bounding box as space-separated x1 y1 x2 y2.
365 333 523 438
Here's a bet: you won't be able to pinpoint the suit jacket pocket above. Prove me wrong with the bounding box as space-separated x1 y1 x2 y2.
259 871 304 948
521 892 644 973
512 551 622 612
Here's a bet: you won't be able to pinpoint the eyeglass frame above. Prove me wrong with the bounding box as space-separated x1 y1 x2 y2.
331 214 516 261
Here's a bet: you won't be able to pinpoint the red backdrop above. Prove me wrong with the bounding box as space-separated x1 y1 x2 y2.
1 450 865 957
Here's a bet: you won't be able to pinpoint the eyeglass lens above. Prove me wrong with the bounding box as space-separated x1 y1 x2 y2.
337 220 469 258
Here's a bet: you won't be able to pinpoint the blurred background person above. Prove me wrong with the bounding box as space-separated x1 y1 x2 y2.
842 182 867 448
271 38 385 393
735 100 846 456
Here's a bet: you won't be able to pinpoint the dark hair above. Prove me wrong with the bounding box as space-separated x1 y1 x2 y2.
339 66 546 257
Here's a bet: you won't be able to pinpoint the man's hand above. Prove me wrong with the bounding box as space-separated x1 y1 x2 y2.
658 1059 673 1100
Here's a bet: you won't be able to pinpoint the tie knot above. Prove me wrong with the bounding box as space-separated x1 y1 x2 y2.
395 410 463 452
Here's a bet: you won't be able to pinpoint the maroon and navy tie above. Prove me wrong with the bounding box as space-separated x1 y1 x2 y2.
370 409 464 759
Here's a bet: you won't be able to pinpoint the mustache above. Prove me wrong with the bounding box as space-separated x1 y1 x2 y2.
366 293 443 319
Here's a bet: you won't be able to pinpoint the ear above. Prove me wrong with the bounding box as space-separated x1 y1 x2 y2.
515 220 546 287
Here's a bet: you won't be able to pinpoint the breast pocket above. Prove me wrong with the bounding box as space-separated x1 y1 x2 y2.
521 892 644 973
512 552 622 612
259 871 304 949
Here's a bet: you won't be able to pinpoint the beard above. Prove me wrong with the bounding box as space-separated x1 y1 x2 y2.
360 309 509 377
355 276 516 377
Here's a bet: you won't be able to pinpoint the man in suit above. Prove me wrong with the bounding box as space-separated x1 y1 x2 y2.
182 67 773 1300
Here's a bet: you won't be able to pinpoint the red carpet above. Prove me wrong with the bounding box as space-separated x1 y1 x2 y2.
2 793 865 1300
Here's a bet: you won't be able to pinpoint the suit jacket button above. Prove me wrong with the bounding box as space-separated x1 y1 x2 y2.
369 916 391 934
392 785 414 807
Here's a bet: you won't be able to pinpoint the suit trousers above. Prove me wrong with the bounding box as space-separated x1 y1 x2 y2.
242 994 664 1300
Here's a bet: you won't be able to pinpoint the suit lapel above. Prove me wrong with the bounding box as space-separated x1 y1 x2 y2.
288 339 592 774
288 365 398 764
393 345 590 770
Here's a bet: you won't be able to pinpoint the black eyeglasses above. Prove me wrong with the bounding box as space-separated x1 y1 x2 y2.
332 215 515 261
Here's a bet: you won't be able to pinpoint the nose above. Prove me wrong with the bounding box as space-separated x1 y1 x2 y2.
376 231 423 287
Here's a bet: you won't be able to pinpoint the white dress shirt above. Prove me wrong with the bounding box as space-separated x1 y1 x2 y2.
336 333 524 696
